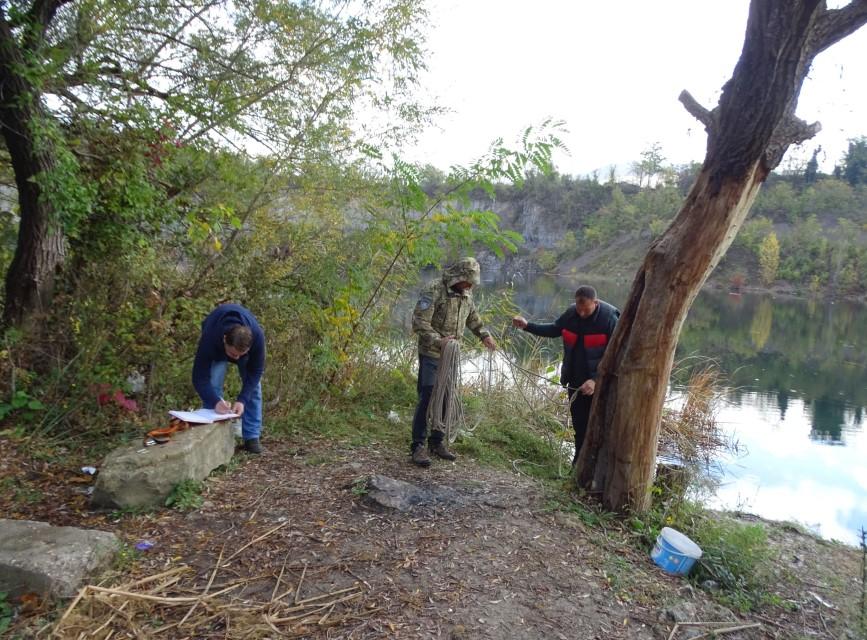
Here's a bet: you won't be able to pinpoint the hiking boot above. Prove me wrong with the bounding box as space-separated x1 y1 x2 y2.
411 445 431 467
429 441 457 461
244 438 263 454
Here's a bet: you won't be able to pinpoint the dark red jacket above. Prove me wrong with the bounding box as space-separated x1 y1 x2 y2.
523 300 620 388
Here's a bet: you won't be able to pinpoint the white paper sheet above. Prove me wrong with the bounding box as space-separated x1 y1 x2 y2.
169 408 240 424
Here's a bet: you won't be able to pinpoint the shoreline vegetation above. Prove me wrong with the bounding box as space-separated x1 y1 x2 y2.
518 266 867 305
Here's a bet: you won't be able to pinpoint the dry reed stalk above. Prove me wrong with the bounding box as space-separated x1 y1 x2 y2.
87 600 128 637
222 521 289 564
270 552 291 606
121 567 191 590
179 543 225 626
269 592 362 623
293 562 307 604
689 622 762 639
85 580 240 604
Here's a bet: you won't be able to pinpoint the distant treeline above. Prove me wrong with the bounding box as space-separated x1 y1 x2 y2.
421 138 867 296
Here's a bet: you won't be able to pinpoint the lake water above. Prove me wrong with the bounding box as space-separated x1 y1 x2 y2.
497 274 867 545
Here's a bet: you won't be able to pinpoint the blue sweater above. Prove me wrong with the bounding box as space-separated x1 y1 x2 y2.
192 304 265 407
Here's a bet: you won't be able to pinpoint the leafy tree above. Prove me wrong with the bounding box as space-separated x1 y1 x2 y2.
752 181 799 220
842 136 867 186
735 216 774 252
631 142 666 188
0 0 431 326
804 147 820 184
800 178 856 218
758 232 780 285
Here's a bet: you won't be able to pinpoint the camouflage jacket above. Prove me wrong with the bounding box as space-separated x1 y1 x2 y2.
412 258 491 358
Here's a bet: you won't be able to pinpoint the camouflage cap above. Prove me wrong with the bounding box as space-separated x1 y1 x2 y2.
443 257 481 288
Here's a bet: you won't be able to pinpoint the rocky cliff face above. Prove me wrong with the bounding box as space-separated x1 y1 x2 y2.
468 197 574 273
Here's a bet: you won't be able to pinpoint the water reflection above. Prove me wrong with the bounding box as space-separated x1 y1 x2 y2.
500 275 867 443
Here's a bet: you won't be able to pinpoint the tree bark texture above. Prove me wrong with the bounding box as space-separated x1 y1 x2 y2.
576 0 867 512
0 5 67 327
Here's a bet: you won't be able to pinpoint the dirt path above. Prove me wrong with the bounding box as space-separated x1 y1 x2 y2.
2 437 862 638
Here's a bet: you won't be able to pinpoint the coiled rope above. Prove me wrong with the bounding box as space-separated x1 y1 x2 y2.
425 331 569 445
427 339 464 444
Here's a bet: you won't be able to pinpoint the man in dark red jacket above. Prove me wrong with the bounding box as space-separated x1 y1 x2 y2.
512 285 619 464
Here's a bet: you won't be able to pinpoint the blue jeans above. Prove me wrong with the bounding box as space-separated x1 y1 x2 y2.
208 361 262 441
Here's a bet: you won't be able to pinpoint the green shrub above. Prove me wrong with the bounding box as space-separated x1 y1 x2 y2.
688 516 777 611
0 591 11 635
165 479 204 511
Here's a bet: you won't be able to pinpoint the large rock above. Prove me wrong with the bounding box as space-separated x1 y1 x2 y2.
364 475 464 511
0 519 119 597
91 422 235 509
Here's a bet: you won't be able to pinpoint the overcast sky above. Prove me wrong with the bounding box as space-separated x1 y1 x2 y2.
406 0 867 178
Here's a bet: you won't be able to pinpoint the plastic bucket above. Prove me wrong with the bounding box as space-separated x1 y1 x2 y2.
650 527 702 576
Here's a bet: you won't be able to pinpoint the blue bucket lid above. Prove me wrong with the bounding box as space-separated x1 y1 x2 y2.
660 527 703 559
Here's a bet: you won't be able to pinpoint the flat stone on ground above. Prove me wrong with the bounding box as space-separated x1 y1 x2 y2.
365 474 464 511
91 421 235 510
0 519 120 597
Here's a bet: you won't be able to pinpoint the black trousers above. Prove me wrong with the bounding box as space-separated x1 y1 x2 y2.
569 390 594 459
411 355 444 451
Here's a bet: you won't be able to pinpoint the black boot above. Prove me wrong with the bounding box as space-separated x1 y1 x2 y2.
411 444 431 467
429 432 457 461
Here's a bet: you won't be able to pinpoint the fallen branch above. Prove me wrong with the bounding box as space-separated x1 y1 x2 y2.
690 622 762 639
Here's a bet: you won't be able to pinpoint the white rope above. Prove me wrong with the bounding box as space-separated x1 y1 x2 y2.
427 339 464 444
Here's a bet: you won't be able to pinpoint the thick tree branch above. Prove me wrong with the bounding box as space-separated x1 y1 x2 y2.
813 0 867 55
23 0 74 51
678 90 715 131
764 115 822 170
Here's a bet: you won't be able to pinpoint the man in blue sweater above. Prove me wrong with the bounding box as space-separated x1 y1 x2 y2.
192 304 266 454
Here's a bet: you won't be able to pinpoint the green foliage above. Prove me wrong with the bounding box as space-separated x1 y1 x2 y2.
350 478 369 497
454 386 569 480
0 390 45 421
631 142 667 188
113 543 142 573
843 136 867 186
625 490 777 612
0 476 43 504
753 181 800 220
735 216 774 252
0 591 11 636
758 232 780 285
547 495 616 528
165 479 204 511
535 249 559 272
690 517 777 611
801 179 857 219
580 182 683 250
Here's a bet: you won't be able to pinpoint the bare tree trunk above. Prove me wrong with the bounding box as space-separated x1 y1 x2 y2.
0 5 67 327
576 0 867 512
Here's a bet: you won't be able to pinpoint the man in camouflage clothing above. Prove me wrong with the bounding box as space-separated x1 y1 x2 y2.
410 257 497 466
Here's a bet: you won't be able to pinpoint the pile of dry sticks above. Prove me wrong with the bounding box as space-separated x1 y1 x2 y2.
48 523 377 639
